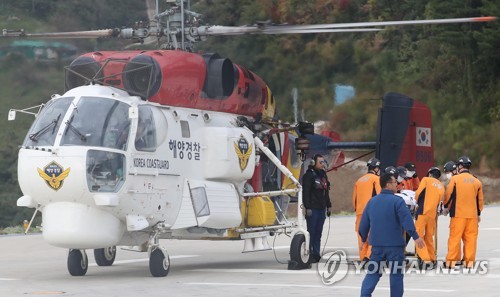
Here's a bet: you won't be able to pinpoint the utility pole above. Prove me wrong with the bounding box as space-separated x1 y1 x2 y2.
292 88 298 125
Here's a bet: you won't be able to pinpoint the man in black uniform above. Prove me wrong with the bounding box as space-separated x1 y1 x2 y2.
302 154 332 263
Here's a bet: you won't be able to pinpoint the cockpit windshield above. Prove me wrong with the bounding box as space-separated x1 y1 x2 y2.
60 97 131 150
24 97 73 147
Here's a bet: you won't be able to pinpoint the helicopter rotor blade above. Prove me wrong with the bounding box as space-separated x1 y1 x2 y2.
260 16 497 31
1 29 118 39
196 16 496 37
1 27 157 41
197 26 382 36
263 28 382 34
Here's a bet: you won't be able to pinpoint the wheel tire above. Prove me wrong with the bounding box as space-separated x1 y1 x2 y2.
149 248 170 277
68 249 88 276
94 246 116 266
290 234 310 269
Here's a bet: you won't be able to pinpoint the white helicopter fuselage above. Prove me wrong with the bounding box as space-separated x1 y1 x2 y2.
17 85 256 249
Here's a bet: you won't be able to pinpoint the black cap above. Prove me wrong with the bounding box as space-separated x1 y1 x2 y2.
443 161 457 173
397 166 407 178
457 155 472 167
367 158 381 168
384 166 398 175
427 166 441 179
385 166 397 177
404 162 416 171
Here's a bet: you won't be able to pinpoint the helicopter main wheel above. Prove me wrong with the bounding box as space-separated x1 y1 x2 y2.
94 246 116 266
290 233 310 269
149 247 170 277
67 249 88 276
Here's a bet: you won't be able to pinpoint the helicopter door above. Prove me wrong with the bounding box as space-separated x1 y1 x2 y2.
262 134 282 191
133 105 168 153
262 133 292 222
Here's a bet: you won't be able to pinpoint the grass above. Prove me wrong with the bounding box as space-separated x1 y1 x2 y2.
0 225 25 235
0 225 41 235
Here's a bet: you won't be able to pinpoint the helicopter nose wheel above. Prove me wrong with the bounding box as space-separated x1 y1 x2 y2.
149 247 170 277
94 246 116 266
289 233 311 269
67 249 88 276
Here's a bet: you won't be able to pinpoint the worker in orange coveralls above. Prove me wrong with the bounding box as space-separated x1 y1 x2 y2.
414 166 444 267
403 162 420 191
352 158 381 261
443 156 484 268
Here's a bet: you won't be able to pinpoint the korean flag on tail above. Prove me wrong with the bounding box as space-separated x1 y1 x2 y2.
416 127 431 147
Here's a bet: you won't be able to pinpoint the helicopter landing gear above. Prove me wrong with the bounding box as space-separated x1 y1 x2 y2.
149 247 170 277
148 223 170 277
94 246 116 266
289 233 311 270
67 249 88 276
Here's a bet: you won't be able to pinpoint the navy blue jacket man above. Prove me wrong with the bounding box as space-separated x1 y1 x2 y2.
359 173 425 297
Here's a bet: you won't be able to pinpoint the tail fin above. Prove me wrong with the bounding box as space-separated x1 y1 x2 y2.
376 92 434 177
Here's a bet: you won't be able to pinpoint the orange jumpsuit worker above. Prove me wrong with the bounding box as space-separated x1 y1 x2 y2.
352 157 381 261
404 162 420 191
414 167 444 265
443 156 484 268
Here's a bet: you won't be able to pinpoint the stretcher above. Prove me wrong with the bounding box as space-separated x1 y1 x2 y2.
396 190 441 267
347 191 442 268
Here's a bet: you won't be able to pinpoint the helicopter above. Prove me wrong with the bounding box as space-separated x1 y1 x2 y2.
3 0 496 277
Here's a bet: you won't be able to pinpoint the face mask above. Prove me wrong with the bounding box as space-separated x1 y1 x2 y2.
397 176 404 183
446 173 452 180
406 170 415 178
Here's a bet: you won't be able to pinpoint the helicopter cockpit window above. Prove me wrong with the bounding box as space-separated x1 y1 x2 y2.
86 150 125 193
24 97 73 147
60 97 131 150
135 106 157 152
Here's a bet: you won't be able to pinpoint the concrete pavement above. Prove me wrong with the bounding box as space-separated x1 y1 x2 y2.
1 205 499 297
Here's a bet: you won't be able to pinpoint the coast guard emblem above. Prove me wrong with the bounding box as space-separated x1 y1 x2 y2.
37 161 71 191
234 135 253 172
